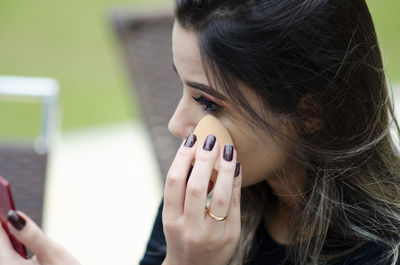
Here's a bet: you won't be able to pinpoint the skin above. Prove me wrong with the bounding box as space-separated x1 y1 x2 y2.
169 22 307 243
0 211 81 265
170 22 291 188
0 21 310 265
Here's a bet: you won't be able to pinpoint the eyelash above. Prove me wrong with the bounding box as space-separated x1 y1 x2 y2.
192 95 222 113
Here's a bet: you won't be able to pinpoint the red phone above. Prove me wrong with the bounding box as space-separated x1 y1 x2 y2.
0 176 28 259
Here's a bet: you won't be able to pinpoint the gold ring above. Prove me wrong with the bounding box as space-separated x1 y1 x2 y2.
205 206 227 221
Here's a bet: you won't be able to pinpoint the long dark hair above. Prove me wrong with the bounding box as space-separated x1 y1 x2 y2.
175 0 400 264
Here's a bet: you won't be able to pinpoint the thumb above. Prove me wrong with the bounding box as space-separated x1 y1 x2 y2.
7 210 62 262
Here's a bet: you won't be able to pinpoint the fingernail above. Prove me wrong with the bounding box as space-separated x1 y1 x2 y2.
234 162 241 177
184 134 197 148
7 210 26 231
203 135 216 151
223 144 234 162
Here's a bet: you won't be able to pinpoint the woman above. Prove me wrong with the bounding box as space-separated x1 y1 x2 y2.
1 0 400 264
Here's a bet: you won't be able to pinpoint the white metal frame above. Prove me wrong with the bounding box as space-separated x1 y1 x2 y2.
0 76 60 154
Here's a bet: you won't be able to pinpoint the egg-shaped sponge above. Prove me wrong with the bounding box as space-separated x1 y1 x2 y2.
193 114 234 171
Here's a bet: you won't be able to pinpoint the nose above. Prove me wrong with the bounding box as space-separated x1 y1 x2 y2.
168 96 198 139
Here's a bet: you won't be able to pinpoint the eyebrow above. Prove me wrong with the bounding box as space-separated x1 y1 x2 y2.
172 62 227 101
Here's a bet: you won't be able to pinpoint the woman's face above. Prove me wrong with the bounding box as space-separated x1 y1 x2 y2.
169 22 297 187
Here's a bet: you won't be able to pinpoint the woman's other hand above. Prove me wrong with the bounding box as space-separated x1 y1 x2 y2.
162 134 242 265
0 211 81 265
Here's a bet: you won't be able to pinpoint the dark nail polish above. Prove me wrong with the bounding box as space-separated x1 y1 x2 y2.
223 144 234 162
184 134 197 148
234 162 241 177
7 210 26 231
203 135 216 151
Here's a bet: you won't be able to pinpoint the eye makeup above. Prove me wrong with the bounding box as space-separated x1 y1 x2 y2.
192 95 223 113
172 61 226 114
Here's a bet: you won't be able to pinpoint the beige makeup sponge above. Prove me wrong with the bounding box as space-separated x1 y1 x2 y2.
193 114 234 171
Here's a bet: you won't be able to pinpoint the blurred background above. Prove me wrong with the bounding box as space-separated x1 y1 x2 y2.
0 0 399 264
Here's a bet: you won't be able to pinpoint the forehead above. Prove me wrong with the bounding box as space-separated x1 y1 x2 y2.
172 22 208 82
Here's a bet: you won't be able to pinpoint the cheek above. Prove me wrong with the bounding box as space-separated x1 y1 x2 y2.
229 127 289 187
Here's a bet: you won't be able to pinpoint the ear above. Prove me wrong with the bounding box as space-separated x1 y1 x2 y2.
297 94 322 134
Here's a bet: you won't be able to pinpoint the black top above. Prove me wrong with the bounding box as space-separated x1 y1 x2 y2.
140 200 396 265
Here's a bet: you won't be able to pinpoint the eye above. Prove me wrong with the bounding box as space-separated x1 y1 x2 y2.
192 95 222 113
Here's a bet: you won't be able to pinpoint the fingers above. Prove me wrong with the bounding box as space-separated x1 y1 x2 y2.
226 162 242 228
6 211 63 262
163 134 197 220
207 145 237 221
0 222 19 260
184 135 219 223
164 132 241 231
162 133 242 263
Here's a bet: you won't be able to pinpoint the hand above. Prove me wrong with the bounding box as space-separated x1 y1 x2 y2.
162 134 242 265
0 210 81 265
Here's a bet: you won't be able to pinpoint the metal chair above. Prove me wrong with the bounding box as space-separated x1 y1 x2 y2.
111 10 182 182
0 76 59 227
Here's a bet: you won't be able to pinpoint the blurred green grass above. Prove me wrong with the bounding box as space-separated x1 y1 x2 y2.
0 0 170 139
0 0 398 139
367 0 400 83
